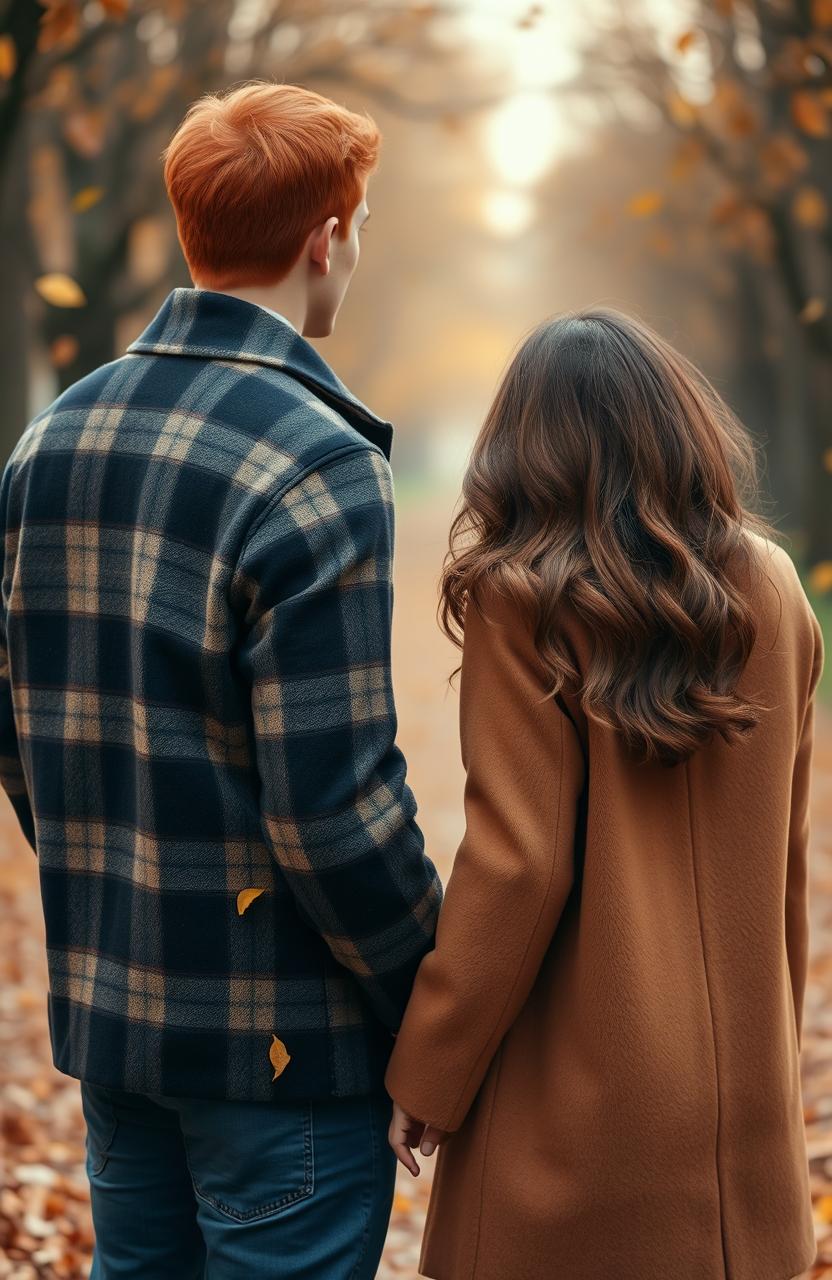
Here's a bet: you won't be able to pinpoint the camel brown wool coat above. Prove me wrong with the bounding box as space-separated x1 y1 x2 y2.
384 533 824 1280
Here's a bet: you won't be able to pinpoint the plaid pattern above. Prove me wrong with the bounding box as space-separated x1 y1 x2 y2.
0 287 442 1102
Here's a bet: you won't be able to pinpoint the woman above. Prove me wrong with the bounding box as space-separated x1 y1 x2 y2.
384 310 824 1280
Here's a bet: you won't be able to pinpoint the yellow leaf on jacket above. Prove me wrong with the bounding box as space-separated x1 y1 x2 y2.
269 1034 291 1081
34 274 86 308
236 887 266 916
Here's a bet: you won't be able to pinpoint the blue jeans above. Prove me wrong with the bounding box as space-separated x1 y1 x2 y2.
80 1082 397 1279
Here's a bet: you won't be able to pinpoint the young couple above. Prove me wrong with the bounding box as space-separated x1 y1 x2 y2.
0 81 822 1280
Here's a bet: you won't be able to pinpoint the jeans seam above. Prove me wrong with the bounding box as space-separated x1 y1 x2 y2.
347 1095 378 1280
82 1084 119 1176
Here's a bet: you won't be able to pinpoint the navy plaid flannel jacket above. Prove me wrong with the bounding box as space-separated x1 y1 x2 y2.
0 287 443 1102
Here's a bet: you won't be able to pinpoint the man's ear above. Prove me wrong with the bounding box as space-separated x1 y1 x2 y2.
308 216 339 276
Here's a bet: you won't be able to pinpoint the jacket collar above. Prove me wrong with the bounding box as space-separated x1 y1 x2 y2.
126 287 393 459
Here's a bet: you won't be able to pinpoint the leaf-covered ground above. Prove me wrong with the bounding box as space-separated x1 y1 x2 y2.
0 502 830 1278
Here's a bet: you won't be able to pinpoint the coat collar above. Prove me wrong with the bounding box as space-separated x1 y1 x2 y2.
126 287 393 459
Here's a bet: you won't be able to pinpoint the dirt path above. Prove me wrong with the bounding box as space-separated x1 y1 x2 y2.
1 499 832 1278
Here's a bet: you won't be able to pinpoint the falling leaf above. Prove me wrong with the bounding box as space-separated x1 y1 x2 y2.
71 186 104 213
517 4 543 28
0 35 17 79
759 133 810 191
671 137 706 180
49 335 79 368
809 561 832 593
236 887 266 916
813 0 832 27
269 1034 291 1081
627 190 664 218
816 1191 832 1222
63 108 107 157
791 89 829 137
667 92 698 129
800 296 827 324
37 1 81 53
34 274 86 307
793 185 829 229
676 29 698 54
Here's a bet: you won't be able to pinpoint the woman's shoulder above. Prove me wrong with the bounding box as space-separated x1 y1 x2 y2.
742 529 814 611
741 528 821 669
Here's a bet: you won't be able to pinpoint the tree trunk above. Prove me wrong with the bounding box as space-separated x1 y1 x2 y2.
0 106 33 462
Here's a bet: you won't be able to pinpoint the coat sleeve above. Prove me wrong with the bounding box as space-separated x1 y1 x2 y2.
383 585 587 1132
785 604 824 1052
232 444 443 1033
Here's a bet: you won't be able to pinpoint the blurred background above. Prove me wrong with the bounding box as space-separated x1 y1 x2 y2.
1 0 832 1276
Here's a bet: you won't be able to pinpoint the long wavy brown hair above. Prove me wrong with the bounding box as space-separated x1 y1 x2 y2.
440 309 783 768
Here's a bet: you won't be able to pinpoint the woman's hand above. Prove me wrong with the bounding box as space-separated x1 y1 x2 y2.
388 1100 448 1176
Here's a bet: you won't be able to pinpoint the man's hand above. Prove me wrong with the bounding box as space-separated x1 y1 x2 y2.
388 1100 448 1176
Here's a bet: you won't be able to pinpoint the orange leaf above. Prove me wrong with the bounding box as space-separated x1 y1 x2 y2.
269 1034 291 1081
63 108 106 157
236 887 266 916
0 35 17 79
808 562 832 593
49 335 79 368
37 1 81 53
676 29 698 54
627 190 664 218
800 296 827 324
671 137 706 180
791 89 829 137
813 0 832 27
71 186 104 213
667 91 698 129
823 448 832 473
34 274 86 307
793 185 828 229
759 133 810 191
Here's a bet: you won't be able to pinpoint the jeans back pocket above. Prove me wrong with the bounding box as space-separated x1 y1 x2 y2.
179 1096 315 1223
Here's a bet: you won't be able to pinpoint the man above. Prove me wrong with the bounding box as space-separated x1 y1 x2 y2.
0 80 442 1278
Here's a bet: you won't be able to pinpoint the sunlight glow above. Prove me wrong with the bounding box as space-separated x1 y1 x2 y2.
483 92 568 187
481 189 535 238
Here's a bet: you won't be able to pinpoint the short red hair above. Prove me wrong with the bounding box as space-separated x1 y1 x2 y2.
162 81 381 290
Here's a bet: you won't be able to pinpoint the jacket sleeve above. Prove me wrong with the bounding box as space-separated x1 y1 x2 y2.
233 444 443 1032
786 605 824 1051
0 462 35 853
383 584 586 1132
